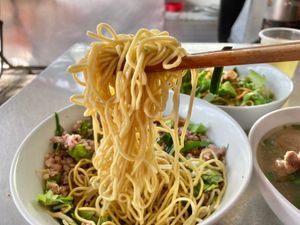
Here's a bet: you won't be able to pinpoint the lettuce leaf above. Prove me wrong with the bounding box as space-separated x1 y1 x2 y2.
202 169 223 192
67 144 93 161
37 190 73 206
187 123 207 134
247 69 266 89
219 81 237 97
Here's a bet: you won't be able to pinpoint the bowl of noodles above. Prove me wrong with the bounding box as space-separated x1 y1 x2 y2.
10 95 252 225
10 23 252 225
181 64 293 131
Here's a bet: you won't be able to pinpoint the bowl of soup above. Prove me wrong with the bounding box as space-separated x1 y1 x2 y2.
249 106 300 225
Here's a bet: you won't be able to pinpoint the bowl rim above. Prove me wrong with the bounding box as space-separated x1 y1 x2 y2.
10 97 253 225
259 27 300 42
9 103 77 225
249 106 300 214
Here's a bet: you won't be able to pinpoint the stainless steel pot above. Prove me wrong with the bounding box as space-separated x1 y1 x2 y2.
267 0 300 21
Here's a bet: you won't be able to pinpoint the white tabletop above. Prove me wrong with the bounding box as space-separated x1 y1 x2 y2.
0 43 289 225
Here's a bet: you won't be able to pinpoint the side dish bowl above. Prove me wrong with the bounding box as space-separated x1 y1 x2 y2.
10 94 252 225
249 106 300 225
218 64 293 131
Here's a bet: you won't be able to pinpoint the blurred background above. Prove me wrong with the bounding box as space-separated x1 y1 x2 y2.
0 0 300 103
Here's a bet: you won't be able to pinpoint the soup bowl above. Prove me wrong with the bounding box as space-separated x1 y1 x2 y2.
10 94 252 225
249 106 300 225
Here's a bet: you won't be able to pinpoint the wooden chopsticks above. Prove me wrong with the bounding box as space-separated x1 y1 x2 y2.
145 42 300 72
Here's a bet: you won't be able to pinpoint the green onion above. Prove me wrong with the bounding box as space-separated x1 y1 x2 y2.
209 46 232 95
209 67 224 95
181 140 211 154
158 133 173 154
54 112 64 136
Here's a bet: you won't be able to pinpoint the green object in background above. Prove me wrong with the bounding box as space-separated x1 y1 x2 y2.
219 81 237 97
247 69 266 88
209 67 224 95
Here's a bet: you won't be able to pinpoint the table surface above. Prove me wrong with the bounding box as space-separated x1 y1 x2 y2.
2 42 299 225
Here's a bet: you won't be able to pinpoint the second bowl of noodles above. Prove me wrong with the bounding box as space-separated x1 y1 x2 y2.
181 64 293 132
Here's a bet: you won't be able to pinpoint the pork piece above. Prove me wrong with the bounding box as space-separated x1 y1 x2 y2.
208 144 226 160
276 151 300 174
221 70 237 82
50 133 95 151
46 181 69 196
42 151 76 196
43 152 63 179
178 127 209 141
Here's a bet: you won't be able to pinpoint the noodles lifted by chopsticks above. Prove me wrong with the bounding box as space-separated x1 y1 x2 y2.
67 23 226 225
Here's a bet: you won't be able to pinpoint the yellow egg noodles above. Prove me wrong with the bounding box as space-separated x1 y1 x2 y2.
66 23 226 225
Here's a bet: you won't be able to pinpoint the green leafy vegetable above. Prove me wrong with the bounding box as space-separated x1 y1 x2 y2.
54 112 64 136
158 133 173 154
288 172 300 185
265 171 277 182
187 123 207 135
67 144 93 161
52 203 71 211
100 215 112 224
181 140 211 154
193 183 201 197
241 89 273 105
37 190 73 206
53 112 64 150
53 142 61 151
47 173 62 184
180 70 192 94
165 120 173 127
180 66 274 106
196 70 210 95
77 120 93 138
219 81 237 97
203 183 219 192
247 69 266 89
238 78 255 90
79 210 99 223
201 169 223 192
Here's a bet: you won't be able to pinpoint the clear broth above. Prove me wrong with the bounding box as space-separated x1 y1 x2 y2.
257 123 300 209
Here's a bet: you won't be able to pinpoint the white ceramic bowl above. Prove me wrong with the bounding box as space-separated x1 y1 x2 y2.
10 94 252 225
249 106 300 225
218 64 293 131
